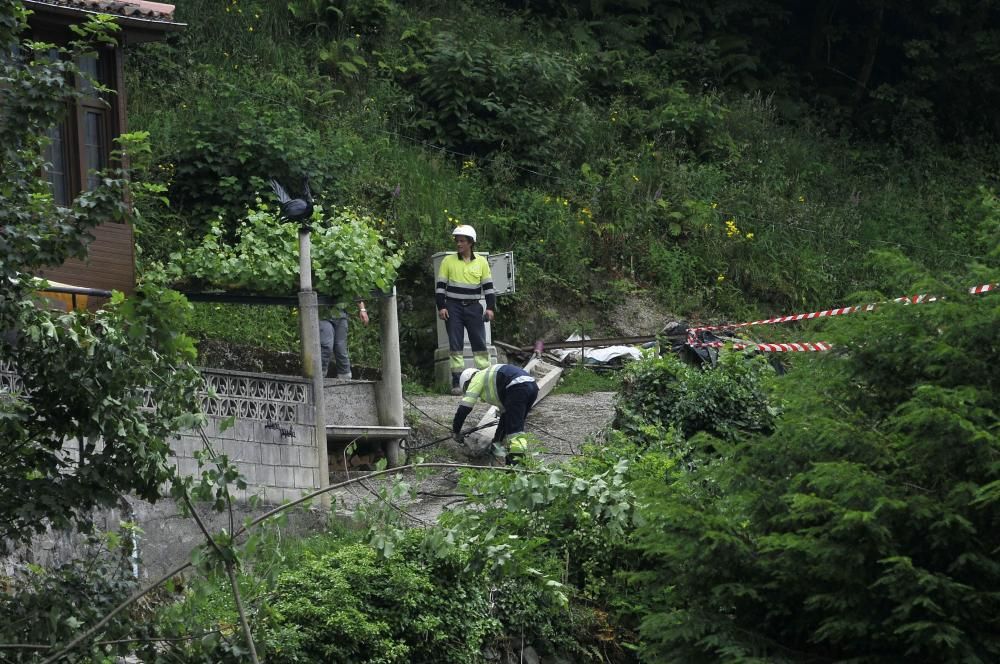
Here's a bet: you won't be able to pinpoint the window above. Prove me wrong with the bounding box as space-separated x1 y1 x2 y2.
44 124 71 205
40 48 117 203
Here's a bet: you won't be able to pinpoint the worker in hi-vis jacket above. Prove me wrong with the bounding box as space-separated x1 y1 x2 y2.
452 365 538 464
436 224 496 394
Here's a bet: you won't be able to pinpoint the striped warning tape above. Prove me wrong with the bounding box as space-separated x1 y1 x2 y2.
687 341 832 352
690 283 997 333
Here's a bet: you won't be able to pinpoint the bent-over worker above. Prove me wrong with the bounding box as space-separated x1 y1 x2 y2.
452 365 538 464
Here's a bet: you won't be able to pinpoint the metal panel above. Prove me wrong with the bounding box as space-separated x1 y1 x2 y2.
488 251 515 295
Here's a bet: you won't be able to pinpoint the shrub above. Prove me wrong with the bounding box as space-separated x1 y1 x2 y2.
399 32 591 171
0 539 142 663
160 202 403 302
259 537 498 663
613 350 777 449
627 277 1000 662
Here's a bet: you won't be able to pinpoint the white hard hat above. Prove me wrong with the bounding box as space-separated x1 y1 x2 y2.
459 367 478 392
452 224 477 242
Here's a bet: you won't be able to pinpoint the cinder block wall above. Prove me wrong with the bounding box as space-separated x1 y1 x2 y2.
171 368 321 504
0 362 389 506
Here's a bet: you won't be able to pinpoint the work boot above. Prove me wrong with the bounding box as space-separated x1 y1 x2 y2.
450 372 462 396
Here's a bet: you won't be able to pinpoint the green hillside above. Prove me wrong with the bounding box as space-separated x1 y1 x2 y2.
124 0 999 382
5 2 1000 661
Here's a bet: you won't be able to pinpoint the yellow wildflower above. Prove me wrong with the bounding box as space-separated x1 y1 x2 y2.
798 195 805 203
711 202 718 209
746 232 754 240
717 274 725 282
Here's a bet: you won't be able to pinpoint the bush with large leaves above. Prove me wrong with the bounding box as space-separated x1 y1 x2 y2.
160 202 403 300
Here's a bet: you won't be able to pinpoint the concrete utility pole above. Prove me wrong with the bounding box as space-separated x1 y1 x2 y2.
375 286 404 466
297 227 329 499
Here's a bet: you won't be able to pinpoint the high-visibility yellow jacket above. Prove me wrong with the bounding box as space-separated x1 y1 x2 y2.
435 253 496 310
452 364 536 434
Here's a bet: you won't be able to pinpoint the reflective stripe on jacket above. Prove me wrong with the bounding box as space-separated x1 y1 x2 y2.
435 253 496 310
461 364 534 409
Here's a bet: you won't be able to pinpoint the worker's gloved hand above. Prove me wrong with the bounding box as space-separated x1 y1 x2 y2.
453 432 465 446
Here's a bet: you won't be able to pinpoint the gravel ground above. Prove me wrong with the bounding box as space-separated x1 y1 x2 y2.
329 391 618 523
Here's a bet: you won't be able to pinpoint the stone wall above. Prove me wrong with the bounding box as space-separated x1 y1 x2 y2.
1 364 331 577
0 363 325 504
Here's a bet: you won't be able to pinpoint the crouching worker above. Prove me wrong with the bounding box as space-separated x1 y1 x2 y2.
452 364 538 465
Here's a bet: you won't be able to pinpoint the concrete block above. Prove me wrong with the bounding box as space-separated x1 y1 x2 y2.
235 418 256 442
241 442 262 465
274 466 294 488
294 467 316 489
176 457 199 480
299 445 317 468
283 488 308 504
233 440 252 462
280 444 298 467
263 486 284 505
238 463 256 485
325 382 379 424
257 465 275 488
281 424 305 443
261 444 282 467
201 417 218 439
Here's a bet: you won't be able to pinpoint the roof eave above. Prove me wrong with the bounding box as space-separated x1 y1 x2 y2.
23 1 184 42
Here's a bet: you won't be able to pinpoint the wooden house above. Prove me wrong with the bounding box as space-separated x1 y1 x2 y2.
25 0 181 304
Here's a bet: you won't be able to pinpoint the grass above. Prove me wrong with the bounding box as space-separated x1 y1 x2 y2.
551 365 621 394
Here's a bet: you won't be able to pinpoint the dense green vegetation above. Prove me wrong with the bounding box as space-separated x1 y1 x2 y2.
136 276 1000 662
125 0 999 382
3 0 1000 661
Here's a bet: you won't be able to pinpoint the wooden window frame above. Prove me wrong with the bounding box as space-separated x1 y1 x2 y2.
32 25 121 204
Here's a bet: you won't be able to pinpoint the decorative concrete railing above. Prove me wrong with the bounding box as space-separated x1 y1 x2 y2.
0 359 21 394
0 362 323 505
177 368 321 505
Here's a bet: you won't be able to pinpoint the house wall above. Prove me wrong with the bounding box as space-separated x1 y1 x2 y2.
38 222 136 300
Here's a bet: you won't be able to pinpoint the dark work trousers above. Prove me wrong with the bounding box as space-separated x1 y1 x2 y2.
445 299 487 355
319 312 351 378
492 381 540 443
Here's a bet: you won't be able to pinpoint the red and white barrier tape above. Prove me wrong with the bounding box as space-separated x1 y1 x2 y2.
690 282 997 333
688 341 832 352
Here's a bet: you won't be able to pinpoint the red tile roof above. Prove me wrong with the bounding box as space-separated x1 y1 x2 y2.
25 0 176 24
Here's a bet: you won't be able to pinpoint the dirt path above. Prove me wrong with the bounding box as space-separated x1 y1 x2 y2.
330 392 617 522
